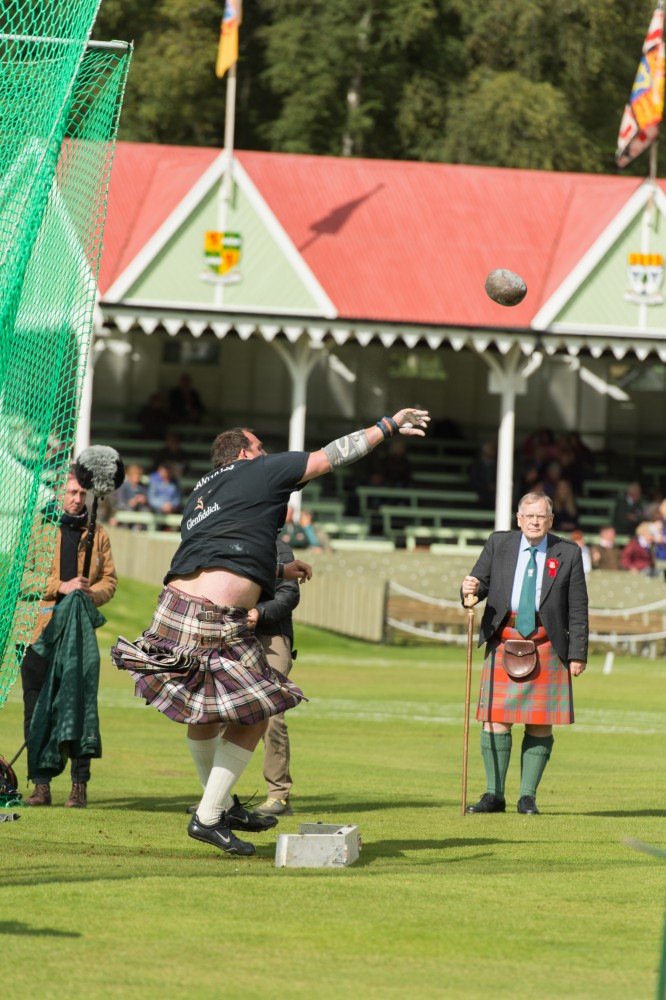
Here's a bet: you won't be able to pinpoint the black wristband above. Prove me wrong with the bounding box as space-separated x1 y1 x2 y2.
277 561 285 579
377 416 398 438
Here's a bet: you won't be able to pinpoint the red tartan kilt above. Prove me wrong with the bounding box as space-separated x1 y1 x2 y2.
477 616 574 725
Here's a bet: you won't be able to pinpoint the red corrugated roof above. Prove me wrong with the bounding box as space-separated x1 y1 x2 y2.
100 142 647 329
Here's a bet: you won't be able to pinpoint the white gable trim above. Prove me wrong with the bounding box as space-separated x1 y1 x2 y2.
104 154 338 321
531 180 664 331
233 158 337 320
105 152 228 301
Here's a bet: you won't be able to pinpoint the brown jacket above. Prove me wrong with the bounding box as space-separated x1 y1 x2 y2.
20 520 117 645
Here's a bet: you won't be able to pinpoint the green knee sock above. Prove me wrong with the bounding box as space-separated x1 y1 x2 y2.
480 729 512 799
519 734 554 798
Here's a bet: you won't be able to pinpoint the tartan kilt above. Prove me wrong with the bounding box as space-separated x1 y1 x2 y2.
477 615 574 725
110 586 306 726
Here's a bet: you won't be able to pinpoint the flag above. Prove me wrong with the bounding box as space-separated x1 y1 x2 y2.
616 4 666 168
216 0 241 79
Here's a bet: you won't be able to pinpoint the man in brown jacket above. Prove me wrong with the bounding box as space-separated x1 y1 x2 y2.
20 465 117 808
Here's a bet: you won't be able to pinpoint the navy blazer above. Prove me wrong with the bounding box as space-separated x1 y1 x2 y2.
464 530 589 664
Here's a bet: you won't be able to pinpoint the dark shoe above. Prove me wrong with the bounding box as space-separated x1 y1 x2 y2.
466 792 506 814
64 783 87 808
187 813 256 856
25 783 51 806
254 797 293 817
225 794 279 832
517 795 540 815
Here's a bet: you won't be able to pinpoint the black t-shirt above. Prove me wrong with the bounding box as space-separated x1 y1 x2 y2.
165 452 309 596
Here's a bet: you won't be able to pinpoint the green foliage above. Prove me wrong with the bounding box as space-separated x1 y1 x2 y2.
92 0 664 174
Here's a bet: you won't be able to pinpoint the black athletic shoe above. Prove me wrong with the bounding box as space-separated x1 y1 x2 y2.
517 795 540 815
187 813 256 855
225 794 279 832
465 792 506 814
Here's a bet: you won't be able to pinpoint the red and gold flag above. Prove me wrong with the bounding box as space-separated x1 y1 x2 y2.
216 0 241 79
616 4 666 168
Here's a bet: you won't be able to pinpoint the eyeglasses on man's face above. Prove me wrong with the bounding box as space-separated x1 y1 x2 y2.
518 513 551 522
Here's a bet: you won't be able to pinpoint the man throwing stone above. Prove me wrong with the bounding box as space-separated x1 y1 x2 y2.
461 491 588 816
113 409 429 856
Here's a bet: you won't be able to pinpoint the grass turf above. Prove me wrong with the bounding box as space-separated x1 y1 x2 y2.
1 576 665 999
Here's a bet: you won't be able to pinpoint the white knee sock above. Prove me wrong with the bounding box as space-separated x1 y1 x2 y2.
196 740 254 826
187 733 221 790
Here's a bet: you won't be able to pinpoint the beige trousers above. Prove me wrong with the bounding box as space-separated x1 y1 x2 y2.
258 633 293 800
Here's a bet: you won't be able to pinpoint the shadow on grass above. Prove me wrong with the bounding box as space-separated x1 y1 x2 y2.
88 794 441 814
0 921 80 937
353 836 530 866
582 809 666 818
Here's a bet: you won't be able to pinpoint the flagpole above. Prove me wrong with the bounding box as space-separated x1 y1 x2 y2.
215 15 238 309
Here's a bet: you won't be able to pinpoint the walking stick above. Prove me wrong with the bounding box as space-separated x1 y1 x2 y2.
462 593 478 817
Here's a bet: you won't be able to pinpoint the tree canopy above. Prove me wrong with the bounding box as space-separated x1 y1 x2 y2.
92 0 661 175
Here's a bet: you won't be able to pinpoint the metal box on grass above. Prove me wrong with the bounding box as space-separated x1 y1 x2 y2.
274 823 361 868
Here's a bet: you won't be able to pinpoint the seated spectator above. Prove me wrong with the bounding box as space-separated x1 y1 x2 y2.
280 505 327 552
522 427 559 463
469 441 497 509
613 482 647 536
620 521 656 575
650 499 666 581
112 463 150 526
153 432 189 480
551 479 579 533
148 462 181 516
590 525 622 571
384 437 412 488
570 529 591 574
137 392 168 440
513 461 545 509
564 431 595 480
298 509 329 552
541 459 563 500
168 373 206 425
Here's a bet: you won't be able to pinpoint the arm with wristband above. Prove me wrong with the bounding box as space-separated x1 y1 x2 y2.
298 407 430 483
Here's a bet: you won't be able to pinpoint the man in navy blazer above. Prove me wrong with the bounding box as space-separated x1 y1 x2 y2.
461 491 588 815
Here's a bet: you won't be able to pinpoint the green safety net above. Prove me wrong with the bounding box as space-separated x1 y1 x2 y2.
0 1 131 710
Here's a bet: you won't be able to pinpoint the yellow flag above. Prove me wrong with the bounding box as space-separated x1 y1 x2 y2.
216 0 241 79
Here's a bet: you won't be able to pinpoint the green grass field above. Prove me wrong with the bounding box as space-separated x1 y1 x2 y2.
1 577 666 999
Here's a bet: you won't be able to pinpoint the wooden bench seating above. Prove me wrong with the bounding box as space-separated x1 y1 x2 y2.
379 504 495 540
113 510 182 531
357 486 479 520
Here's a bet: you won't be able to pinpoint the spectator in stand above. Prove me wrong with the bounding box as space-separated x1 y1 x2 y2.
650 499 666 581
564 431 595 483
522 428 560 464
110 463 150 528
513 462 545 510
570 529 592 574
558 443 585 497
280 505 327 552
384 437 412 487
168 373 206 426
541 460 563 500
137 392 168 440
470 441 497 509
613 482 647 537
153 432 189 481
148 462 181 516
551 479 579 533
620 521 656 575
590 525 622 571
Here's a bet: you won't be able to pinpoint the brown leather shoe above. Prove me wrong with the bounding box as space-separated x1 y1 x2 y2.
25 783 52 806
64 783 87 808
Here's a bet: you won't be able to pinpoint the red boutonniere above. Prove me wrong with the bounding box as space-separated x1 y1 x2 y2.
547 558 559 578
